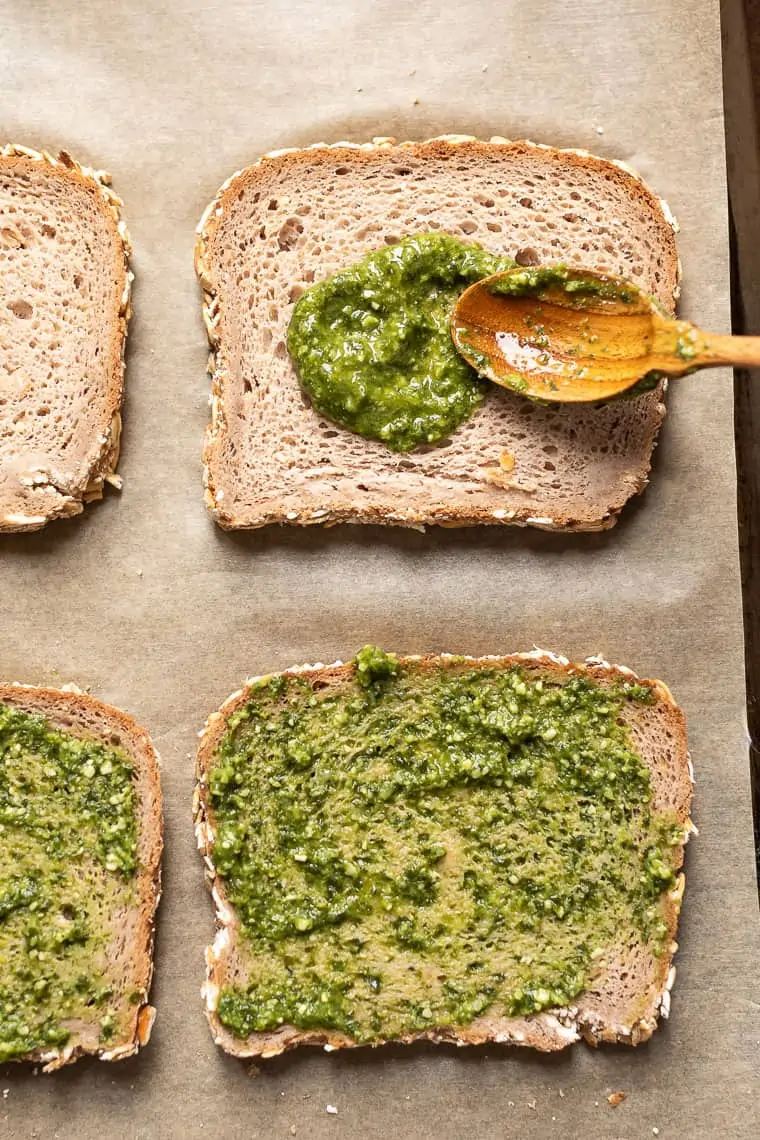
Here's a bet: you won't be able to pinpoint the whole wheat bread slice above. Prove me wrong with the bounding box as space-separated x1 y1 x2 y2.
195 650 692 1058
0 684 162 1070
0 145 131 532
196 136 679 532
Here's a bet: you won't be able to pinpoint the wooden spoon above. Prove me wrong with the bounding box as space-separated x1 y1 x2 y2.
451 264 760 403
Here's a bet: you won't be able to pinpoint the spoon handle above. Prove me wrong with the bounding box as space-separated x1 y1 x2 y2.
695 332 760 369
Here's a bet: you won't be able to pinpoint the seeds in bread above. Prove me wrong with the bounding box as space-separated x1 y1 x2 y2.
196 136 680 531
0 146 131 532
0 685 162 1070
195 649 692 1058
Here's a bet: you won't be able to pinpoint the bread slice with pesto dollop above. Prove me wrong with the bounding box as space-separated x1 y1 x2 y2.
0 685 162 1070
195 648 691 1058
196 136 679 531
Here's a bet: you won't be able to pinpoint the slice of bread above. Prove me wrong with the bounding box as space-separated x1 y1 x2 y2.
0 685 162 1070
195 650 692 1059
0 145 131 532
196 136 679 531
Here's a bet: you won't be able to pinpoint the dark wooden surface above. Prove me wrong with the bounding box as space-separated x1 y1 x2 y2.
722 0 760 875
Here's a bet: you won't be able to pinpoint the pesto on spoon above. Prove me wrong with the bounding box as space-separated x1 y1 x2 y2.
451 264 760 402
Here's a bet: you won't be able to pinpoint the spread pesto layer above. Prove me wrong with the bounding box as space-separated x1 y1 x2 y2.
0 703 138 1062
209 649 681 1044
286 233 514 451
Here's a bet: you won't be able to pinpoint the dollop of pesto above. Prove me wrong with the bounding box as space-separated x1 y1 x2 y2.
355 643 399 687
0 704 138 1062
209 650 682 1044
287 233 514 452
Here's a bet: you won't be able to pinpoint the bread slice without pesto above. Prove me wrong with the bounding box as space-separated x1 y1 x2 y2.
0 145 131 532
194 650 692 1059
196 136 680 532
0 685 162 1070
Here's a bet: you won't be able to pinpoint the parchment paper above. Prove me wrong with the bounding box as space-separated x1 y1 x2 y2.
1 1 759 1136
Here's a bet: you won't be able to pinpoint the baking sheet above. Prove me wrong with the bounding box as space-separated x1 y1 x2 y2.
1 0 759 1136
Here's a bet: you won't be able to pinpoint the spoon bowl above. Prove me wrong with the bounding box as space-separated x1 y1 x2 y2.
451 265 760 402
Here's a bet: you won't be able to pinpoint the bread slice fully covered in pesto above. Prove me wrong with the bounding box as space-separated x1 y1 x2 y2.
195 648 692 1058
0 686 162 1070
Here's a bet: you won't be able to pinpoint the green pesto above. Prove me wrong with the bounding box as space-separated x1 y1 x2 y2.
287 233 515 452
622 372 664 398
487 264 639 305
0 704 138 1062
675 329 703 363
210 648 681 1044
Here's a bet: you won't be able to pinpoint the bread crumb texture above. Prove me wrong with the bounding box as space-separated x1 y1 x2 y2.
0 145 132 532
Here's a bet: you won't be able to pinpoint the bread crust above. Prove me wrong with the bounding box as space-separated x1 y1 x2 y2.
0 683 162 1070
195 649 692 1059
195 136 680 532
0 145 132 533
